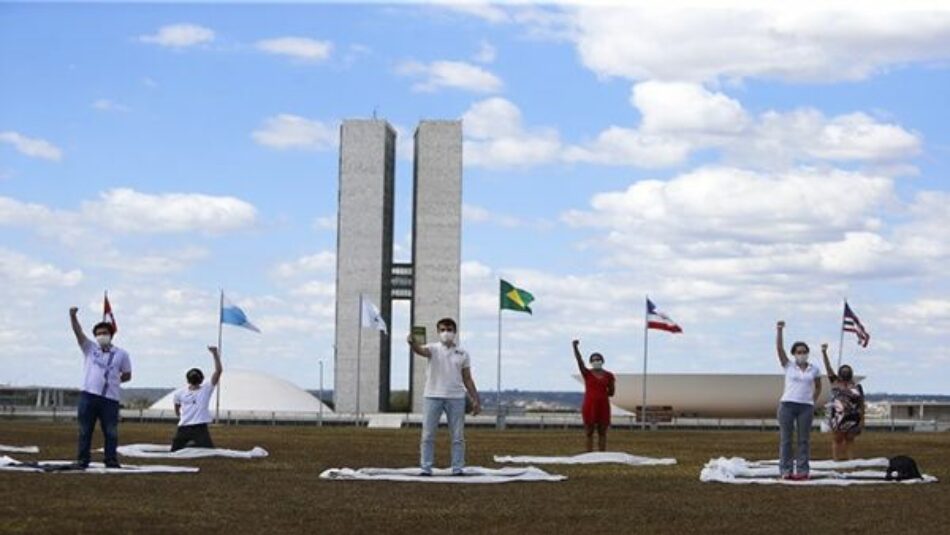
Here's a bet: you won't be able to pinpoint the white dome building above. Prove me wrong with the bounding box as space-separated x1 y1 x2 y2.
151 369 333 415
601 373 864 418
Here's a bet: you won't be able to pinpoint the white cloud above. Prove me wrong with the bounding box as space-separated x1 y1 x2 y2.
273 251 336 279
889 298 950 335
92 247 210 275
802 112 921 161
252 114 337 151
462 98 561 168
92 99 130 113
564 166 894 244
633 81 748 134
463 204 524 228
0 131 63 161
139 23 215 48
562 127 691 168
397 60 503 93
255 37 333 62
569 6 950 83
80 189 257 234
473 40 496 63
312 216 336 232
0 248 82 289
437 2 512 24
568 81 921 169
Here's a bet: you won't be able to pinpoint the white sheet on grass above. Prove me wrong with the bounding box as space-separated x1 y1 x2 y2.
700 457 938 486
110 443 268 459
0 455 199 474
320 465 566 483
494 451 677 466
759 458 890 470
0 445 39 453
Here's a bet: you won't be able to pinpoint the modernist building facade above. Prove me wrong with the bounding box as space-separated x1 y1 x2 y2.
334 119 462 414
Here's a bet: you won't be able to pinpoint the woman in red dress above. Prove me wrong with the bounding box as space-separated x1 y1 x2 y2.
573 339 616 452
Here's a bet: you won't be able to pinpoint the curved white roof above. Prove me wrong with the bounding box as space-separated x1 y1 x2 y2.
578 373 864 418
151 369 333 414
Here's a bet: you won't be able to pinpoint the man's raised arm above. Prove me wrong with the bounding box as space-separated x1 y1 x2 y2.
69 307 89 350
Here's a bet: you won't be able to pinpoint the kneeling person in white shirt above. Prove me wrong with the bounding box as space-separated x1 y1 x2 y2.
171 345 222 451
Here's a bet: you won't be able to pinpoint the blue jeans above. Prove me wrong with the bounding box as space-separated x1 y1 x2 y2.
77 391 120 466
420 397 466 474
778 401 814 475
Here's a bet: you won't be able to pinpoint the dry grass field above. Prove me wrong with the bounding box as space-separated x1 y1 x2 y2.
1 421 948 534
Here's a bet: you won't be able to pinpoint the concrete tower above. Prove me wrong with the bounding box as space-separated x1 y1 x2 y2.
334 118 461 414
409 120 463 411
334 119 395 414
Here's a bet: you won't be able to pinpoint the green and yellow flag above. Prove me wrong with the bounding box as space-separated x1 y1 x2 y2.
500 279 534 314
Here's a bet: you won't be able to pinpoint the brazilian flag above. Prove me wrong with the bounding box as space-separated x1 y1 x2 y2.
500 279 534 314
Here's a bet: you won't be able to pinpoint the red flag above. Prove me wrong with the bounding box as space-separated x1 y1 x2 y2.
103 292 117 333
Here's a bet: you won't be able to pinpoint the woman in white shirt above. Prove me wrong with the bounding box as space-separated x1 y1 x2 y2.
170 346 222 451
775 321 822 480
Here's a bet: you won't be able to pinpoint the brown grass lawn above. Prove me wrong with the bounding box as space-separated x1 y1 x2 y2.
1 421 948 534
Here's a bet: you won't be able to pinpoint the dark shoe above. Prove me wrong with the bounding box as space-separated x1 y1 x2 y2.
789 473 809 481
451 470 465 477
419 470 432 477
104 461 122 469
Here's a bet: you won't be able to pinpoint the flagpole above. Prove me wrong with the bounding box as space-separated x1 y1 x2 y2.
215 289 223 423
837 299 846 368
356 293 363 427
497 287 503 423
641 296 649 431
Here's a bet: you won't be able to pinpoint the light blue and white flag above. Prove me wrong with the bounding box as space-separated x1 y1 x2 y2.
221 294 261 333
360 294 387 334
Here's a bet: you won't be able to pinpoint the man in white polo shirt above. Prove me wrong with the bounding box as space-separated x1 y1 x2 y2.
69 306 132 469
170 345 222 451
407 317 480 476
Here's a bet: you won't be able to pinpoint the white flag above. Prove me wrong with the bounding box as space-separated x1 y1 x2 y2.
360 295 388 334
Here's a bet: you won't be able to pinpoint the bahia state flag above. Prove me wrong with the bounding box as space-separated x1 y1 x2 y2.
647 298 682 333
500 279 534 314
220 294 261 333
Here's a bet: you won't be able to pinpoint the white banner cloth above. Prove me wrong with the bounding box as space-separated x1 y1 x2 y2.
0 445 39 453
700 457 938 486
0 455 199 474
494 451 676 466
111 443 268 459
320 465 566 483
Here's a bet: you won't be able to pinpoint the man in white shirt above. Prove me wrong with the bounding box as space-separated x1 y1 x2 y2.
69 306 132 469
407 317 480 476
170 345 222 451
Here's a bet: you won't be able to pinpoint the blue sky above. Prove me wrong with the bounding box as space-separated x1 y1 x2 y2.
2 2 949 396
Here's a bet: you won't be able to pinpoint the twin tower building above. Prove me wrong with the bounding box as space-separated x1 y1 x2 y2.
334 119 462 414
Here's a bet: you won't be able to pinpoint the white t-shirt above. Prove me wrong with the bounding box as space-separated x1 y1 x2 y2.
173 383 216 426
80 340 132 401
423 342 471 399
780 362 821 405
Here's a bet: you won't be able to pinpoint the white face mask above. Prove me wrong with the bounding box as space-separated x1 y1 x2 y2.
439 331 456 344
95 334 112 347
794 354 809 365
590 360 604 370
